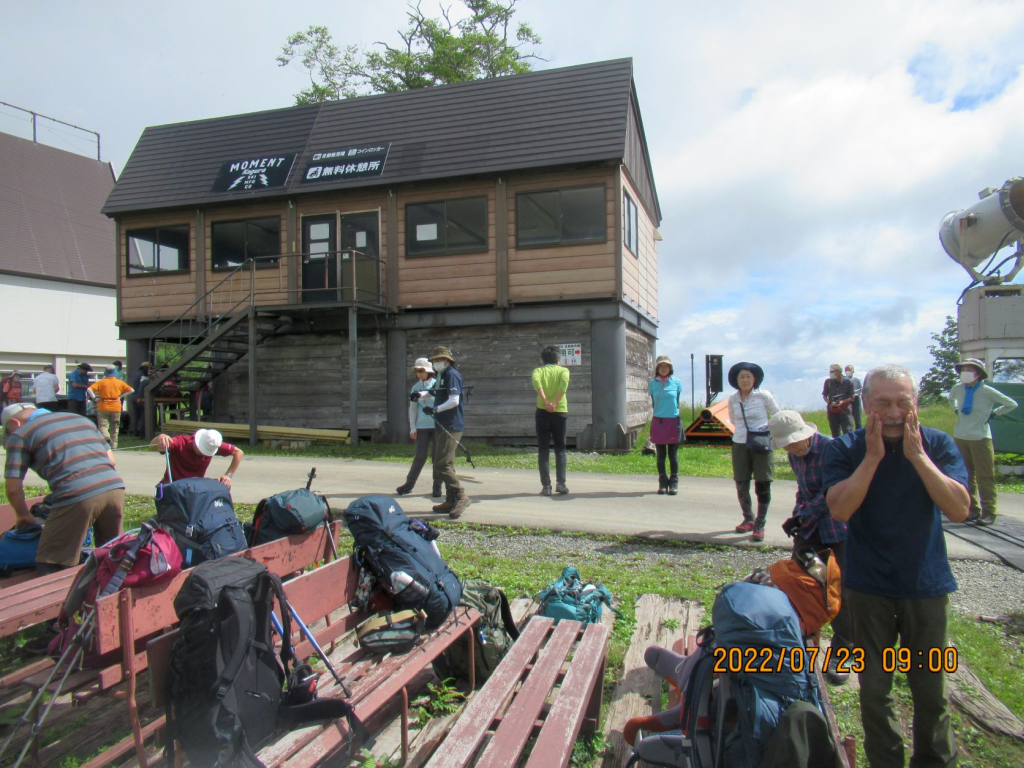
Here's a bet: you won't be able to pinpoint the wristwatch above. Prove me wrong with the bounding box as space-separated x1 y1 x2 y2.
226 472 234 478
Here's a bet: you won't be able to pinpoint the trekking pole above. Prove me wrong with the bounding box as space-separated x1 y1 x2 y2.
422 404 476 469
285 602 352 697
306 466 316 491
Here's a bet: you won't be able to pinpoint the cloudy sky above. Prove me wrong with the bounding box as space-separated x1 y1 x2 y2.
4 0 1022 407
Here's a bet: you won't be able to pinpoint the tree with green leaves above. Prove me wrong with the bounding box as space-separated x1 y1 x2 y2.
277 0 543 105
918 315 960 403
993 358 1024 382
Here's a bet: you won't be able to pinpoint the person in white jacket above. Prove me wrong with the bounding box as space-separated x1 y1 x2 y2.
948 358 1018 526
727 362 780 541
396 358 440 498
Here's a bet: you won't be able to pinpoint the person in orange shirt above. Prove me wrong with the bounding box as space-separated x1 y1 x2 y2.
88 367 134 448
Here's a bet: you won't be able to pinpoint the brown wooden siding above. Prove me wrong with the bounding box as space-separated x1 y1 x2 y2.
621 169 659 321
118 211 198 324
626 323 656 429
396 179 497 308
506 167 617 303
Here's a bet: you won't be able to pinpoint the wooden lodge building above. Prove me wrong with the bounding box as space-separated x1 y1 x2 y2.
103 58 662 448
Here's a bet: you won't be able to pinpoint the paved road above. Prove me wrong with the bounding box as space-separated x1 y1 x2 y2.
86 448 1021 561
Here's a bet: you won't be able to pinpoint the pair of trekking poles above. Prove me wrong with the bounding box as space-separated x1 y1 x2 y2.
412 392 476 469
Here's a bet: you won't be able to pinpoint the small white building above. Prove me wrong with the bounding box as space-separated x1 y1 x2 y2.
0 130 124 394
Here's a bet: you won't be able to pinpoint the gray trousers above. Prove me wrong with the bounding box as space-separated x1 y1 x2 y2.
405 428 435 487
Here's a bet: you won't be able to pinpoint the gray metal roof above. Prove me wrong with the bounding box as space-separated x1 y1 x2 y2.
0 131 116 286
103 58 661 224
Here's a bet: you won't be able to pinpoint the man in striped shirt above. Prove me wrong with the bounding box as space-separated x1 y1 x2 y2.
3 403 125 573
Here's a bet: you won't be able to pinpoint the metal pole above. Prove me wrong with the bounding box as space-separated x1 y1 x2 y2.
248 310 257 448
690 353 695 423
349 305 358 451
31 113 36 142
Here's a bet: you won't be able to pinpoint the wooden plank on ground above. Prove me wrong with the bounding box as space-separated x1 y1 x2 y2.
948 648 1024 740
160 419 350 443
601 596 703 768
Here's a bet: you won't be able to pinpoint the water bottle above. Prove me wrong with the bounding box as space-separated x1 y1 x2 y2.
391 571 429 601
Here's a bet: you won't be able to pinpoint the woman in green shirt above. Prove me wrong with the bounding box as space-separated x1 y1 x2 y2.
532 346 570 496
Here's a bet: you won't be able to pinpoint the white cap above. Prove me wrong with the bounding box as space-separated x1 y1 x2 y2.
193 428 223 457
1 403 33 430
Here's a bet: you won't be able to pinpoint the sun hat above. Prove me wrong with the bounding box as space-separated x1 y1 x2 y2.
193 428 224 457
653 355 674 375
412 357 435 374
78 362 92 372
1 403 34 430
954 357 989 380
829 363 842 372
428 346 455 363
767 410 818 449
727 362 765 390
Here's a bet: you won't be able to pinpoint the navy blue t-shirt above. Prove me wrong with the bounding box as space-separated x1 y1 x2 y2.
821 426 967 599
433 366 465 432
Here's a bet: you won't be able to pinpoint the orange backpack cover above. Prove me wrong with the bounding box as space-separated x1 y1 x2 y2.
767 549 842 636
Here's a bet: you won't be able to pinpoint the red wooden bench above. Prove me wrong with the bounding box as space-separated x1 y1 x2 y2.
425 615 610 768
147 554 482 768
13 522 343 768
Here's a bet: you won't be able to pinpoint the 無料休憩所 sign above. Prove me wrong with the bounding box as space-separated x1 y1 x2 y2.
302 143 391 183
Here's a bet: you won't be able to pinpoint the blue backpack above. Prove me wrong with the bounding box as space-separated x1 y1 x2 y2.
628 582 824 768
0 521 94 577
152 478 246 567
537 566 620 627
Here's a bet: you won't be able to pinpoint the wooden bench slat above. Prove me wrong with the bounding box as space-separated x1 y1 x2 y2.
425 616 554 768
477 619 580 768
526 622 610 768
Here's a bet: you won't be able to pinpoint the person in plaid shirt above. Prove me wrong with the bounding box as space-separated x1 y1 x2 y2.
768 410 852 684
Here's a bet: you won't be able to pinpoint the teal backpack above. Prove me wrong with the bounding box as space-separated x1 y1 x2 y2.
537 567 621 627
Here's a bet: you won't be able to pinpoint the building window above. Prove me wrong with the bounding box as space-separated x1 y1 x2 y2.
406 196 488 257
126 225 190 276
211 217 281 270
516 185 606 248
623 191 638 255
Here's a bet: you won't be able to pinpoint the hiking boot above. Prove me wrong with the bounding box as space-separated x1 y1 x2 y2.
978 513 997 527
395 484 414 496
752 527 765 542
825 654 850 685
667 475 679 496
432 491 455 514
965 512 981 524
735 521 755 534
432 483 443 498
541 485 552 496
555 482 569 495
658 475 669 495
449 490 471 519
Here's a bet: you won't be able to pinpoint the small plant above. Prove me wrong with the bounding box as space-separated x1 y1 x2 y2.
571 730 608 766
411 677 465 727
660 617 681 631
357 748 399 768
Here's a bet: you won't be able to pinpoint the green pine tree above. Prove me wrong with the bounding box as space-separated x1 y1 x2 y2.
918 315 960 403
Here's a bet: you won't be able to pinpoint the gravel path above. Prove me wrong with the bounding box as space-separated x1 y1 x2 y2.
440 529 1024 618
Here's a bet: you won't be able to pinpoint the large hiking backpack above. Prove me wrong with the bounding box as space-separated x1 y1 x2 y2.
343 495 462 630
0 498 93 576
246 489 331 547
153 477 246 567
434 579 520 683
627 582 825 768
537 567 620 627
49 525 182 665
166 557 364 767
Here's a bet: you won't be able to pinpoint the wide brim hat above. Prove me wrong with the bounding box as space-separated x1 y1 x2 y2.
727 362 765 390
428 346 455 363
767 410 818 449
654 355 674 375
954 357 989 380
412 357 435 374
194 428 224 457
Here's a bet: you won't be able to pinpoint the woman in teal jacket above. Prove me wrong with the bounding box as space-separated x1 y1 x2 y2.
648 355 684 495
396 358 441 498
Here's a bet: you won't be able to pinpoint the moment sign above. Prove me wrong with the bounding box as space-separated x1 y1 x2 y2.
211 154 296 192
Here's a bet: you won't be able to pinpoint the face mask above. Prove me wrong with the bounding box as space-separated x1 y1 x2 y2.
845 371 853 377
433 361 447 373
959 371 976 385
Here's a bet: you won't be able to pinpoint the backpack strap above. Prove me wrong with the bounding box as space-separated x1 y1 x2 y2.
266 573 293 671
214 585 256 700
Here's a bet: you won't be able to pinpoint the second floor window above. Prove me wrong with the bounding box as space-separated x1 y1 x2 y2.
517 185 606 248
406 196 488 257
623 191 638 255
126 225 190 276
211 217 281 270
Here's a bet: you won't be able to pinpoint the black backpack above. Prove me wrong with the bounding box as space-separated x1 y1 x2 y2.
153 477 247 567
246 489 332 547
166 558 364 767
343 495 462 629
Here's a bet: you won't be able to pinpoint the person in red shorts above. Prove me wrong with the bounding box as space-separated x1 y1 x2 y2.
149 428 244 488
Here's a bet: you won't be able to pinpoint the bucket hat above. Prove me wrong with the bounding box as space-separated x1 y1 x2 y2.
653 355 674 375
411 357 435 374
829 363 842 373
767 410 818 449
193 428 224 457
428 346 455 363
954 357 989 380
727 362 764 390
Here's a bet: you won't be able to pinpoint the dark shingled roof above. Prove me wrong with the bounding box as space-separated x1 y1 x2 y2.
0 131 117 286
104 58 661 224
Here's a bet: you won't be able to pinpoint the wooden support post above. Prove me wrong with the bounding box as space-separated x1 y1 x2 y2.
145 388 156 441
349 306 358 451
248 307 257 447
